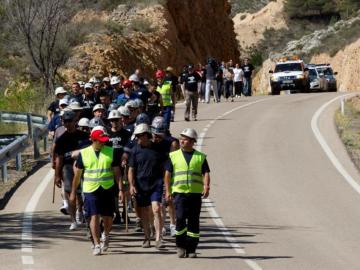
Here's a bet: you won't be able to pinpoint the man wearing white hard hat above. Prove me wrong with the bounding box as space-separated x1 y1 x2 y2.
47 86 68 123
82 83 97 119
128 123 167 249
164 128 211 258
107 110 132 224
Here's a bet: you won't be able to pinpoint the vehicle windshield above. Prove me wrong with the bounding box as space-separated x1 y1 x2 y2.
316 67 333 76
274 63 303 72
308 68 317 77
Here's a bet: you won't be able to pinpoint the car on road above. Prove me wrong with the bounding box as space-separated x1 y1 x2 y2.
307 64 338 92
316 64 338 92
269 57 310 95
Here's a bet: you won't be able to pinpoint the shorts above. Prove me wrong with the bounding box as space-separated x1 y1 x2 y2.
135 180 163 207
84 186 115 218
62 163 81 194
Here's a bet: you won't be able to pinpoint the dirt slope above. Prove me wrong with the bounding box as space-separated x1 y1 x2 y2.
233 0 286 51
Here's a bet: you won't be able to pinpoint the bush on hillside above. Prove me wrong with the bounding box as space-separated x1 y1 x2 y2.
284 0 360 19
128 17 155 33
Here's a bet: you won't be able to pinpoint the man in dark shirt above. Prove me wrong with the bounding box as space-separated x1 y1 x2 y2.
241 58 255 96
70 82 84 104
82 83 97 119
182 64 201 121
128 123 166 249
54 110 90 231
47 87 67 123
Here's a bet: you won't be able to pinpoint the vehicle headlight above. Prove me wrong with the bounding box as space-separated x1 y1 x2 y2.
271 76 279 82
297 74 304 79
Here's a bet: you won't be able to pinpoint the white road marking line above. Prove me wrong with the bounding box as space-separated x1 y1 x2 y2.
311 94 360 195
21 256 34 265
21 169 54 265
197 97 273 270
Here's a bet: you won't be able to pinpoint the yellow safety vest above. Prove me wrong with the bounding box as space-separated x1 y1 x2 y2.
81 145 114 193
169 149 206 194
157 81 172 107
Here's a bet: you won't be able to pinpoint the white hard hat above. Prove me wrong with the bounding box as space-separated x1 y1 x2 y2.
91 125 108 134
89 76 100 84
133 123 151 136
59 98 69 106
143 80 149 86
129 74 139 82
84 82 93 89
78 117 90 127
110 76 121 85
69 101 83 111
92 104 105 112
125 99 139 109
108 110 121 120
55 87 67 96
78 81 85 88
103 77 110 82
180 128 198 141
118 106 130 116
134 98 144 108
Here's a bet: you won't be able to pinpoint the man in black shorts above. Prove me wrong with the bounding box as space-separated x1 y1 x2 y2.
128 123 166 249
54 110 90 230
70 126 124 255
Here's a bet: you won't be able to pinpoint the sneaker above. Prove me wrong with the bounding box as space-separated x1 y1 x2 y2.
162 227 167 237
113 213 121 225
60 205 69 215
155 240 164 250
142 239 151 248
69 222 77 231
193 116 197 121
101 235 109 252
93 245 101 256
177 247 186 258
75 210 84 225
184 117 190 121
231 98 234 102
170 224 176 237
188 253 197 258
135 218 142 232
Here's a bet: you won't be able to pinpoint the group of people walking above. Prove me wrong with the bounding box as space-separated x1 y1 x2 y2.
48 64 216 257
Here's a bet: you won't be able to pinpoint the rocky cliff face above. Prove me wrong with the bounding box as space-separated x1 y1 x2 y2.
61 0 240 81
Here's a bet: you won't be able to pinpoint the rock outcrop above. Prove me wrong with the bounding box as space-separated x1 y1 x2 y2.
61 1 240 81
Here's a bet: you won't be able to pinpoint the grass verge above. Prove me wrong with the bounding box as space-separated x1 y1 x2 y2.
334 96 360 170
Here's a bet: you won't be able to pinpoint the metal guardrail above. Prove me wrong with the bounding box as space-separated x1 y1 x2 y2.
0 111 48 182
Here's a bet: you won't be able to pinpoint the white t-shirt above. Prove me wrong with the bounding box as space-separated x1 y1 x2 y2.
233 68 244 82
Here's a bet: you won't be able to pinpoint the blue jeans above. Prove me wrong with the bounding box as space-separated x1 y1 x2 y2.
224 80 233 99
162 106 172 129
243 77 252 96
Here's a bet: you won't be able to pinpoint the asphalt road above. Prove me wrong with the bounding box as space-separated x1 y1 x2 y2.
1 92 360 270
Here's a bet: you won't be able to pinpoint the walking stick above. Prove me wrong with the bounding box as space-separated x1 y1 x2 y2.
124 165 129 232
52 176 56 203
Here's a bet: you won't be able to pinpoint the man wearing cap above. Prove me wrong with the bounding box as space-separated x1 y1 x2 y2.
54 110 91 231
180 64 201 121
48 98 69 135
92 103 107 126
128 123 167 249
164 128 211 258
156 70 175 129
70 126 124 256
47 87 68 123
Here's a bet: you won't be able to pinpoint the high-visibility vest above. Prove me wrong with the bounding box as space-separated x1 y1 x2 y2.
81 145 114 193
169 149 206 194
157 81 173 107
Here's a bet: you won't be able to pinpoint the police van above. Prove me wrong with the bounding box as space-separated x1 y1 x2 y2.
269 57 310 95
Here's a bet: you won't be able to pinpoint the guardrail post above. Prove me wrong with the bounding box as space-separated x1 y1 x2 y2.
43 135 48 152
16 153 22 171
27 113 33 139
1 163 8 183
33 128 40 159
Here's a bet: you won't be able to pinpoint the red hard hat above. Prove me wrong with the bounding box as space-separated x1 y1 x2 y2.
155 69 165 79
122 79 133 88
